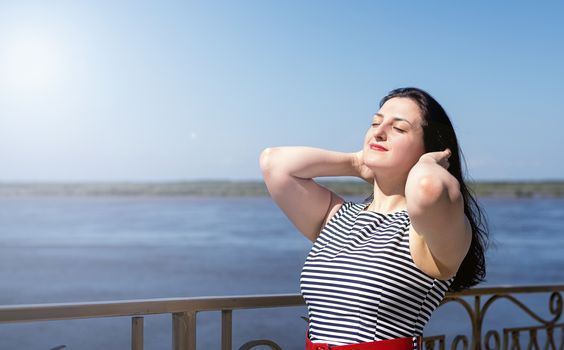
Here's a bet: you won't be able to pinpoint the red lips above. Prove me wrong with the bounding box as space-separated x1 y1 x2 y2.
370 144 388 151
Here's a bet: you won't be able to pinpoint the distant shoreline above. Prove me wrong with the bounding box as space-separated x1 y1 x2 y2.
1 180 564 198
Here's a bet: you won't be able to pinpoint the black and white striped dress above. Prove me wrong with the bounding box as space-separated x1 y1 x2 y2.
300 202 453 346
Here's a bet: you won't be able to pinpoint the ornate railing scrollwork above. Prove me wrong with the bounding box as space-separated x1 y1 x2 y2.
238 339 283 350
423 335 445 350
451 335 469 350
499 323 564 350
422 286 563 350
483 330 500 350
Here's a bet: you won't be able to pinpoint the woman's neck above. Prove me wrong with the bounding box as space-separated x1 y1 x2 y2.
367 173 408 214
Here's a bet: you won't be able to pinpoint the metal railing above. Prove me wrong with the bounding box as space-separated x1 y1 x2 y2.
0 285 562 350
425 284 563 350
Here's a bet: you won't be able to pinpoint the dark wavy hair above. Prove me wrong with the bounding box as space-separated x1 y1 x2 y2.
380 87 488 291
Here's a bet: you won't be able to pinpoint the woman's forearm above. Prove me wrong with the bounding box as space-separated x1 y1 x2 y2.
259 146 361 240
260 146 360 180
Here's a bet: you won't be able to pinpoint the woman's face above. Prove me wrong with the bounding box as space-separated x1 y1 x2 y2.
362 97 426 175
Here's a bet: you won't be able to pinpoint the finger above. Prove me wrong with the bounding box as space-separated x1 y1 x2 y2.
436 160 449 170
444 148 452 158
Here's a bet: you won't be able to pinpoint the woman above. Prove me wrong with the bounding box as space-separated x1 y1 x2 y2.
260 87 488 350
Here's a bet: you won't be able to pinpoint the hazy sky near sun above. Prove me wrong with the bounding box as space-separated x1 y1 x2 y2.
1 1 563 181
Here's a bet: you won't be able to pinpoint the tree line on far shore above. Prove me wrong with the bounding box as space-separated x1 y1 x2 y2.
1 180 564 198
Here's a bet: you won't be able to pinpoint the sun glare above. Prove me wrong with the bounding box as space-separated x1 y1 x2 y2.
1 33 59 92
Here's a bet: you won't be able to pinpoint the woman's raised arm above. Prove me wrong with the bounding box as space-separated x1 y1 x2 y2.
260 147 368 242
405 149 472 278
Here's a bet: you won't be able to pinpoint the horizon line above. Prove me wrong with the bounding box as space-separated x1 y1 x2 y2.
2 178 564 184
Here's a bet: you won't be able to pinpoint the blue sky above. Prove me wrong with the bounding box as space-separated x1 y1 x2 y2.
1 1 563 181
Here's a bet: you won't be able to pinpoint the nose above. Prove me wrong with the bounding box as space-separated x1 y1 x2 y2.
373 124 387 141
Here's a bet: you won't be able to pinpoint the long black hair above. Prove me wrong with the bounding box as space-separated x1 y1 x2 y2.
380 87 488 291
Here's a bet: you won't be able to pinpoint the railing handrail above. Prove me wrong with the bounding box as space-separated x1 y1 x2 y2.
447 284 564 296
0 293 304 324
1 284 563 324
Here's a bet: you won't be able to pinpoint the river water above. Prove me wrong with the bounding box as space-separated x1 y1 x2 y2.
0 196 563 349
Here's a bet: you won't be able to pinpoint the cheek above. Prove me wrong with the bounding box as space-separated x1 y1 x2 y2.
411 143 426 163
411 137 425 155
415 136 426 155
363 129 372 144
400 137 425 160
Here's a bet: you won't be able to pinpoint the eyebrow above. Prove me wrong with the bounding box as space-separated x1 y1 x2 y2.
374 113 414 126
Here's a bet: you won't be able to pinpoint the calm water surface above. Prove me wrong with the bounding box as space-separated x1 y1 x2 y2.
0 197 563 349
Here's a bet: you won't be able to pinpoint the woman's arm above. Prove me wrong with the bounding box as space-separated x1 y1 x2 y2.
405 149 472 278
260 147 369 242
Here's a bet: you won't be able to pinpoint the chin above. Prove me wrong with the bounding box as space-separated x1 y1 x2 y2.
363 153 386 167
363 159 389 171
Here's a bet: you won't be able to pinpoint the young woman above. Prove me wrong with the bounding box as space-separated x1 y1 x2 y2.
260 87 488 350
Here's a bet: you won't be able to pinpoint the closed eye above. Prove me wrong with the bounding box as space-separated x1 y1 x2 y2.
393 127 406 133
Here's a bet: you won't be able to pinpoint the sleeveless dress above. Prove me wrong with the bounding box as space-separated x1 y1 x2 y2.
300 202 453 347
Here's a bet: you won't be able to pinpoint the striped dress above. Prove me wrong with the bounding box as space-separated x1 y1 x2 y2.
300 202 453 347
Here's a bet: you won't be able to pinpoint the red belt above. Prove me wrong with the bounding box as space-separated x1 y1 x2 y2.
306 331 418 350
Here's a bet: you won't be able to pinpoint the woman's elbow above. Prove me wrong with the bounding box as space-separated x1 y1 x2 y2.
414 175 463 209
413 175 449 207
260 147 277 176
259 147 294 196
